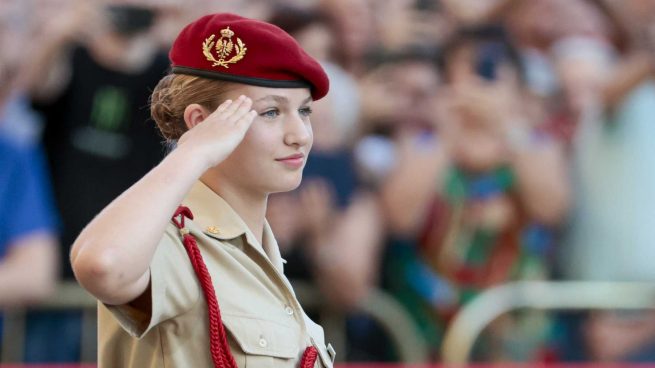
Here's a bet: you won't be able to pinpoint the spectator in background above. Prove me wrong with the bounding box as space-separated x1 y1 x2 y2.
552 0 655 362
27 0 169 281
0 7 59 358
352 46 445 358
0 136 60 360
320 0 377 75
0 141 59 305
268 5 337 63
19 0 169 362
378 26 570 361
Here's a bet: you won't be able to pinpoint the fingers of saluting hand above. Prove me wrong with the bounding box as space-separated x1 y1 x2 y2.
232 96 257 127
210 95 253 124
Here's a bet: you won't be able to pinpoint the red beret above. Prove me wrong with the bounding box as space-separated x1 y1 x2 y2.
169 13 329 100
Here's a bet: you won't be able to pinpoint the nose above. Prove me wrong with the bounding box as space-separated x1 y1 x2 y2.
283 112 312 147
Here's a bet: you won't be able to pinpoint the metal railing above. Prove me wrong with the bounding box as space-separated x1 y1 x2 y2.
293 281 430 362
1 280 429 363
441 281 655 364
1 282 98 363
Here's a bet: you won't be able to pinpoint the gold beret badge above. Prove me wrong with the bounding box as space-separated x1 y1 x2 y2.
202 26 247 68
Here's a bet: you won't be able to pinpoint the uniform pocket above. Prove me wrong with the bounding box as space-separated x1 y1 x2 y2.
222 314 299 363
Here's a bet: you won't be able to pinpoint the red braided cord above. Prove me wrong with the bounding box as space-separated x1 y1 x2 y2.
172 206 238 368
300 346 319 367
172 206 321 368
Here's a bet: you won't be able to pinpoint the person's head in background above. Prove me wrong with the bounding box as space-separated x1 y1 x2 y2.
536 0 620 117
551 36 617 116
268 4 336 64
359 47 441 137
436 25 536 173
505 0 618 52
320 0 376 74
439 25 524 87
503 0 624 99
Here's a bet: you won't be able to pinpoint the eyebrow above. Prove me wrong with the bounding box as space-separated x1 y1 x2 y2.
254 95 313 105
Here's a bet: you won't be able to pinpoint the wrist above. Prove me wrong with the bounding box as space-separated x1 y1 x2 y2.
164 143 213 177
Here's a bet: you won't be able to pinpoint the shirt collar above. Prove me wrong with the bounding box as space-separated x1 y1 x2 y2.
262 220 284 273
182 181 284 273
183 181 247 240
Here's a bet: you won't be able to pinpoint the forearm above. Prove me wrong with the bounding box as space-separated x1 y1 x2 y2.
603 52 654 111
510 142 570 225
71 147 207 304
310 193 384 309
20 3 100 101
0 233 59 307
20 29 75 101
380 148 446 235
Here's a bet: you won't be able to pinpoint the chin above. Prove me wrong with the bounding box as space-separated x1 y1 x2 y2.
268 174 303 194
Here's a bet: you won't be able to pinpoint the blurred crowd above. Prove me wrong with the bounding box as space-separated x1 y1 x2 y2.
2 0 655 364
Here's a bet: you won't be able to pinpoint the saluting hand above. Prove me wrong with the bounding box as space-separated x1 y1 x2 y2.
177 95 257 169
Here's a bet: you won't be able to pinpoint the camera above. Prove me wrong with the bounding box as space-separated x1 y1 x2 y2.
106 5 156 37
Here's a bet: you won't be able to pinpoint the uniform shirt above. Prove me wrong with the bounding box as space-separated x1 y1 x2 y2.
98 181 335 367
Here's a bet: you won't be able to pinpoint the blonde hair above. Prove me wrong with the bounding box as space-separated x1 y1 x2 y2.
150 74 235 141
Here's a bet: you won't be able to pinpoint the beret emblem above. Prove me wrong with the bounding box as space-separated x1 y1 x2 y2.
202 26 247 68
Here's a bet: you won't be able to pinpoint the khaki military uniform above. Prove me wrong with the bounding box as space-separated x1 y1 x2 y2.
98 181 335 367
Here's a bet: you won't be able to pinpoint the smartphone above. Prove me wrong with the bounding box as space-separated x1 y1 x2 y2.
475 42 505 81
106 5 156 37
415 0 441 11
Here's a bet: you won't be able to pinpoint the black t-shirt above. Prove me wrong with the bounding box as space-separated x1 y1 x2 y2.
35 46 169 278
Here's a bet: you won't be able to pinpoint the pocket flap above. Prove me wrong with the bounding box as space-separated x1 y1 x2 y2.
222 315 299 358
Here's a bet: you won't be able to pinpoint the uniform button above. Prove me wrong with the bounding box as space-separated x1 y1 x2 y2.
258 338 268 348
285 306 294 316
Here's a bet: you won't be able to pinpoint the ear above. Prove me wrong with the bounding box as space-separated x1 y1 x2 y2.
183 104 210 130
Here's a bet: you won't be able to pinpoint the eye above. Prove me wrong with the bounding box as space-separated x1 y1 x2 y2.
260 108 280 119
299 107 313 117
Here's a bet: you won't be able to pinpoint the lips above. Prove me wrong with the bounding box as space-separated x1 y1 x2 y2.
275 153 305 169
276 153 304 161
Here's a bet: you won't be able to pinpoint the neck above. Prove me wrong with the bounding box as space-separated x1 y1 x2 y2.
200 172 268 245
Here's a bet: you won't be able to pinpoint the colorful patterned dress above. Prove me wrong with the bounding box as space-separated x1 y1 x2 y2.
384 165 556 361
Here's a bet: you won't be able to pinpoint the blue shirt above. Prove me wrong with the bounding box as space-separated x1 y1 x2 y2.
0 137 58 258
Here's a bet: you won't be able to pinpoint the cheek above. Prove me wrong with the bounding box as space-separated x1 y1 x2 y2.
307 122 314 149
226 127 271 166
244 122 275 149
